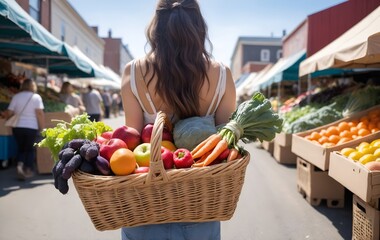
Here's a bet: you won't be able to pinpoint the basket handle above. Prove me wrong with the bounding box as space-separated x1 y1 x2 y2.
145 111 170 184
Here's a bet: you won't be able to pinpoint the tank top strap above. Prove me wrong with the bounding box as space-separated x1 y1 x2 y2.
130 60 157 114
206 63 227 116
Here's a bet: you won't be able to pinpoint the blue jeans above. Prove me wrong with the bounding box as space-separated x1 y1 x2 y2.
121 221 220 240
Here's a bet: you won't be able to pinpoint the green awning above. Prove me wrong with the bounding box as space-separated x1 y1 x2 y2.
260 50 306 89
0 0 96 78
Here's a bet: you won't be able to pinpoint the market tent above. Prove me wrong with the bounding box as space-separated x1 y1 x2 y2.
299 6 380 77
0 0 102 78
256 50 306 89
236 72 257 99
69 78 121 90
245 63 273 95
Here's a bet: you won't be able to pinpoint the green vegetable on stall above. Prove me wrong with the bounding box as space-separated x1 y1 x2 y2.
37 113 112 162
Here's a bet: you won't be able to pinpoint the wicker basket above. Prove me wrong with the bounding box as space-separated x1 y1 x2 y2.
72 111 250 231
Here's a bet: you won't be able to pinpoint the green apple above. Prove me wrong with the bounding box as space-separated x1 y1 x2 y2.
133 143 151 167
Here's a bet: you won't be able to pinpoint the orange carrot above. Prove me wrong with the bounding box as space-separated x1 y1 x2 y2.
227 148 239 162
192 151 212 167
191 134 220 156
191 134 222 159
202 139 228 166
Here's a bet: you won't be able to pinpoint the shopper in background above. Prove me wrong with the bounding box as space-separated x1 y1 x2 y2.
112 92 121 117
0 79 45 180
59 81 86 116
100 89 112 118
82 85 103 122
120 0 236 239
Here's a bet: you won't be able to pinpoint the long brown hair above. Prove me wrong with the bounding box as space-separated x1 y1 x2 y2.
144 0 212 119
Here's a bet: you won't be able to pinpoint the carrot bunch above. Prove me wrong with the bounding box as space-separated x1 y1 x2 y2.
192 92 283 167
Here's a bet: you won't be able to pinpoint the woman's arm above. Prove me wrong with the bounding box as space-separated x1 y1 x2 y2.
35 109 45 131
214 67 236 126
121 61 144 133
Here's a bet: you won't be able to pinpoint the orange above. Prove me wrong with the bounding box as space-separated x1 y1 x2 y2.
358 128 370 137
357 122 367 130
339 130 352 138
328 135 340 144
337 122 350 132
371 128 379 133
320 129 327 137
350 126 358 135
318 136 329 144
326 126 339 136
110 148 136 176
359 116 369 126
161 140 177 152
338 137 351 145
310 131 322 140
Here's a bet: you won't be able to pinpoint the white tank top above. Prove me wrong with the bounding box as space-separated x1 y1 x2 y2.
130 60 227 124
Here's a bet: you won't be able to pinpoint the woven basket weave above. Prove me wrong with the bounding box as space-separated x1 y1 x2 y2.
72 111 250 231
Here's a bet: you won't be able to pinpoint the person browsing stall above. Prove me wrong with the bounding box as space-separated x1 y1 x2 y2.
120 0 236 239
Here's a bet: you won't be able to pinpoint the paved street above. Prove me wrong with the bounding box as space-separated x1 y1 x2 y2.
0 115 352 240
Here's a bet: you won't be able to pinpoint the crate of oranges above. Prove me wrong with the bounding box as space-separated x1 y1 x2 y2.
329 138 380 206
291 106 380 171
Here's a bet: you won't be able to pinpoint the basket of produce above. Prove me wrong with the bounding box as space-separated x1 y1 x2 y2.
38 92 282 231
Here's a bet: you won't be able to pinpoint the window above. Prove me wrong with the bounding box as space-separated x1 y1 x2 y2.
61 21 65 41
277 50 283 59
29 0 40 22
260 49 270 62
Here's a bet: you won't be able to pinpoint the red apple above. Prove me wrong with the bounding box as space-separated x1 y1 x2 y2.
99 138 128 161
134 166 150 174
133 143 151 167
94 136 108 145
101 131 113 140
141 123 173 143
111 125 141 151
161 147 174 169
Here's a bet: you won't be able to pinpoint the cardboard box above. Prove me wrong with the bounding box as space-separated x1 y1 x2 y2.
275 132 292 147
292 106 380 171
36 147 54 174
0 119 12 136
273 143 297 164
352 195 380 240
297 157 345 208
262 141 274 155
329 151 380 208
44 112 72 128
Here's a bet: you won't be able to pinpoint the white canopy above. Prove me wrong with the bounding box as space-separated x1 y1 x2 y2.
299 6 380 77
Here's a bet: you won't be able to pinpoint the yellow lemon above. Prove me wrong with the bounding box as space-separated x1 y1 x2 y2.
359 146 377 155
370 139 380 148
348 151 364 161
359 154 376 165
340 148 356 157
357 142 370 151
373 148 380 158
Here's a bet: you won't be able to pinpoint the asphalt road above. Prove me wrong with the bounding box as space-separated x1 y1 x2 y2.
0 115 352 240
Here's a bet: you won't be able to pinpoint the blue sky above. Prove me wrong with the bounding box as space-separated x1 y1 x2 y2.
68 0 347 67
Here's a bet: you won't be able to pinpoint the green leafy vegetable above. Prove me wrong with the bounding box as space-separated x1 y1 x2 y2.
37 113 112 162
220 92 283 148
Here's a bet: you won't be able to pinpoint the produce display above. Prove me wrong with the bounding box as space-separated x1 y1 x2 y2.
339 139 380 170
37 92 282 194
304 108 380 147
281 85 380 134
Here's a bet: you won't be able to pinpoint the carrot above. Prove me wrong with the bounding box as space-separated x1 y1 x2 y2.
192 151 212 167
227 148 239 162
202 139 228 166
191 134 220 156
191 134 222 159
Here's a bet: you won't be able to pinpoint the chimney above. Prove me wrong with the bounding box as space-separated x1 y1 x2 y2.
91 26 98 34
282 29 287 37
108 29 112 38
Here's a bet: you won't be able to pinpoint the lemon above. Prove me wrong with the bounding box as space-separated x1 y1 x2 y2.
357 142 370 151
348 151 364 161
359 146 377 155
373 148 380 158
370 139 380 148
341 148 356 157
359 154 376 165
